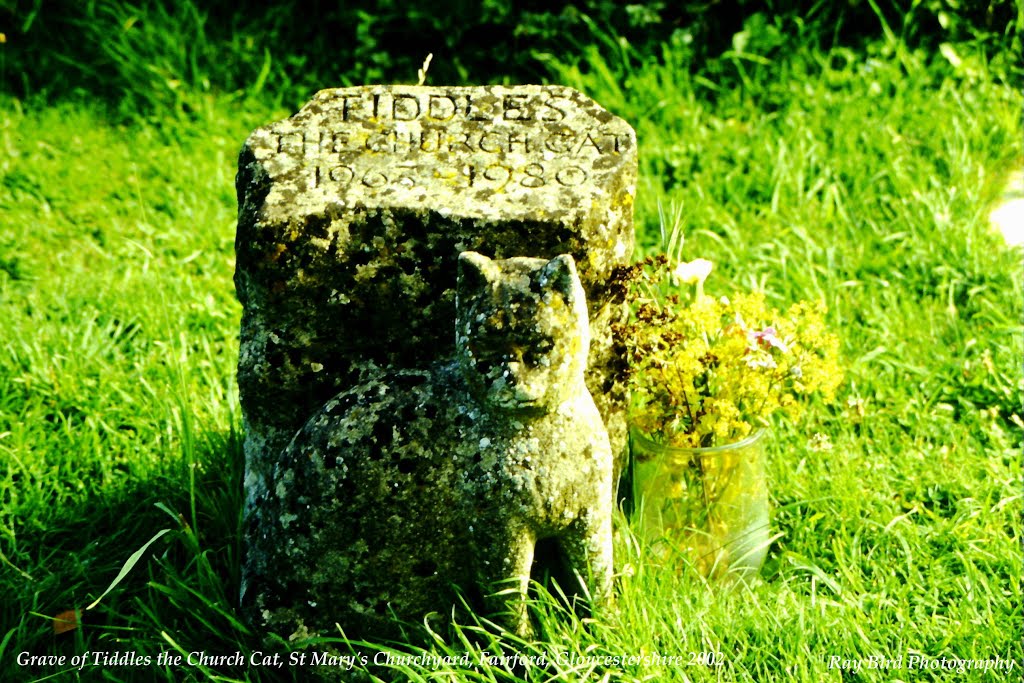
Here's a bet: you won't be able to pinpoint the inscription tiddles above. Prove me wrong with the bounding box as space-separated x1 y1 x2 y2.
331 91 574 123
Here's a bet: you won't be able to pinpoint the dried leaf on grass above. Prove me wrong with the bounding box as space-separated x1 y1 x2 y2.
52 609 79 635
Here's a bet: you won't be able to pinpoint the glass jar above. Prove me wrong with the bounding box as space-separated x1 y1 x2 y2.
629 427 770 581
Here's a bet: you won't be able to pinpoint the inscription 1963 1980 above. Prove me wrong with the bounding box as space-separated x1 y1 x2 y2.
245 85 635 214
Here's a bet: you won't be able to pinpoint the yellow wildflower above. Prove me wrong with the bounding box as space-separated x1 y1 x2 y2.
619 256 844 448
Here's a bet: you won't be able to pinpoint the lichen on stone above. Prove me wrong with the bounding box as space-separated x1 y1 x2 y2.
243 253 614 641
236 85 637 643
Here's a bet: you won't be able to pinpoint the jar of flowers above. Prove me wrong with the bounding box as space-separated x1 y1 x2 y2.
616 250 843 580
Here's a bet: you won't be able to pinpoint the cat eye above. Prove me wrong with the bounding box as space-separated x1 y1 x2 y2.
468 327 556 369
522 339 555 366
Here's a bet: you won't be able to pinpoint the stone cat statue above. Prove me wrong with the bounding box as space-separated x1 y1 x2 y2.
242 252 613 641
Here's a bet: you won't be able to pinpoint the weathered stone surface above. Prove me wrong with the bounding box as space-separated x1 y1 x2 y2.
236 85 636 642
234 85 637 490
243 254 613 640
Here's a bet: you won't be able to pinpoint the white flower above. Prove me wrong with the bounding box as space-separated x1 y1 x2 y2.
671 258 713 286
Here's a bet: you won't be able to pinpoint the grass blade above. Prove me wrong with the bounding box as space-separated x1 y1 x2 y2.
85 528 172 611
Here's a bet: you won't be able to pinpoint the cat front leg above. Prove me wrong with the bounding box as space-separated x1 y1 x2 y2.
473 522 536 637
563 508 615 612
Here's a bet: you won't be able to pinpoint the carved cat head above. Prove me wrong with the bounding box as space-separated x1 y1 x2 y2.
456 252 590 412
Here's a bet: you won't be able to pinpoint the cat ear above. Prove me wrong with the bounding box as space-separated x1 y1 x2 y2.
540 254 580 301
458 251 495 292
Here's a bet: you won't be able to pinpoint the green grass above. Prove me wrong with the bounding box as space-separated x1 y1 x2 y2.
2 11 1022 683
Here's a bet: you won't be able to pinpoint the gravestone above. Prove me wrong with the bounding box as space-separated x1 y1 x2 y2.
235 85 637 636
